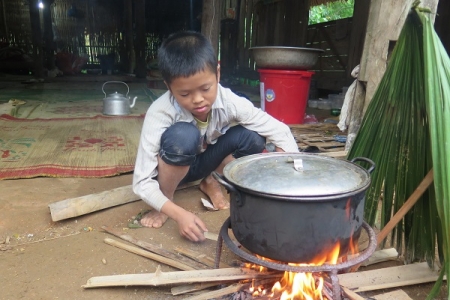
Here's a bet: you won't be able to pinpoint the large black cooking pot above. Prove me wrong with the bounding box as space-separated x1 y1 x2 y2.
213 153 375 263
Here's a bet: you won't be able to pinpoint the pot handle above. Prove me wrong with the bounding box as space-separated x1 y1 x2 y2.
102 81 130 98
350 157 376 174
212 172 243 206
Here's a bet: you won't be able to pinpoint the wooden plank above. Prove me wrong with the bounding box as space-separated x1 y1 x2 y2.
48 180 201 222
104 238 196 271
361 248 398 266
337 262 445 292
48 185 139 222
372 289 412 300
102 226 209 270
82 267 280 288
348 248 398 267
316 151 348 159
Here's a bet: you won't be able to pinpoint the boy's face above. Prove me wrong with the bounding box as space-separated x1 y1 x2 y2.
167 66 220 122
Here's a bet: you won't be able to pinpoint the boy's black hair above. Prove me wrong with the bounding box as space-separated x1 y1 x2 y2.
158 31 218 84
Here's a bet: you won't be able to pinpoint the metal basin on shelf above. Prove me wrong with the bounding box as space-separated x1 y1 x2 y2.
250 46 324 70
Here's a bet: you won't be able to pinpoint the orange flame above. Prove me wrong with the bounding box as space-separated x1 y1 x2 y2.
249 241 346 299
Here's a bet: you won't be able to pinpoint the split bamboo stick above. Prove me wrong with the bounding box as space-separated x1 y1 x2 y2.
104 238 196 271
102 226 209 270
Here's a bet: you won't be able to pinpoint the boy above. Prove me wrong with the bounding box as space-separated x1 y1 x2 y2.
133 31 299 242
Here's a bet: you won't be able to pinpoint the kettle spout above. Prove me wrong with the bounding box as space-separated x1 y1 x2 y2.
130 96 137 108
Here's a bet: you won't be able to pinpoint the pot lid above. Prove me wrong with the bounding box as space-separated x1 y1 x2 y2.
222 153 371 197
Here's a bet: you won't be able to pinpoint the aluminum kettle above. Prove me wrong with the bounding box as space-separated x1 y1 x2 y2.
102 81 137 115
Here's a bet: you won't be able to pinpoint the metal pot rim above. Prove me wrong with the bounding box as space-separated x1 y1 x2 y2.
222 153 373 198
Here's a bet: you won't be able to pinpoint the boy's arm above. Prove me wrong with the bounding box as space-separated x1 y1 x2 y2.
132 101 174 212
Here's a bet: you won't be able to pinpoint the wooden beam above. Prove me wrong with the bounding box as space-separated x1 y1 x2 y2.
337 262 446 292
82 267 280 288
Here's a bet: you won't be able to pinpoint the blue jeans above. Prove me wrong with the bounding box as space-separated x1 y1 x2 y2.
159 122 266 184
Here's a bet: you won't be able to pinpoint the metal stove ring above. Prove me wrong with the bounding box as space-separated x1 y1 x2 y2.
216 217 377 273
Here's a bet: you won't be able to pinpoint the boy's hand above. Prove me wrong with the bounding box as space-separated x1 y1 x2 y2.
161 201 208 242
175 210 208 242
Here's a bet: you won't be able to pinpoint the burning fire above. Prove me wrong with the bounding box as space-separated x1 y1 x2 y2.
247 205 360 299
247 243 341 299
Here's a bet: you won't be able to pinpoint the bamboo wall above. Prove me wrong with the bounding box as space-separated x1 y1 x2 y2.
0 0 160 66
0 0 351 89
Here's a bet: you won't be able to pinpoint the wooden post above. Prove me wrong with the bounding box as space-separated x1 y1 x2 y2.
284 0 309 47
435 0 450 53
124 0 135 74
134 0 146 78
1 0 8 43
42 0 55 70
358 0 439 112
28 0 44 79
346 0 370 77
201 0 221 56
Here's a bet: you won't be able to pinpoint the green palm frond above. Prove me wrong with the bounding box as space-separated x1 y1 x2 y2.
347 7 450 299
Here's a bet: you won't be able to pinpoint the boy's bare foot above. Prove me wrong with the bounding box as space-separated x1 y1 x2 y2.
199 174 230 210
140 210 169 228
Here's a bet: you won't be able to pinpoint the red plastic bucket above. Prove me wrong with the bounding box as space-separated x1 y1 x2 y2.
258 69 314 124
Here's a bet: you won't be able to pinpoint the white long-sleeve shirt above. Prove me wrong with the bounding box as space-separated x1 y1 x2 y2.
133 84 299 211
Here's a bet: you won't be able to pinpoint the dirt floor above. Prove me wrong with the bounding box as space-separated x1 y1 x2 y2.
0 74 448 300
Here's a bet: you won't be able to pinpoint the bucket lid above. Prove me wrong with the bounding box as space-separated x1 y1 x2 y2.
222 153 371 198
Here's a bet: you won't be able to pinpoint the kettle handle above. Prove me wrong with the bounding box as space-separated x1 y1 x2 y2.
102 81 129 98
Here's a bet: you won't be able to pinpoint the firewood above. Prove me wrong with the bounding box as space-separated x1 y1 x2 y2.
341 286 365 300
171 282 222 296
183 283 249 300
104 238 195 271
174 246 231 269
102 225 208 270
171 275 281 296
82 267 281 288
